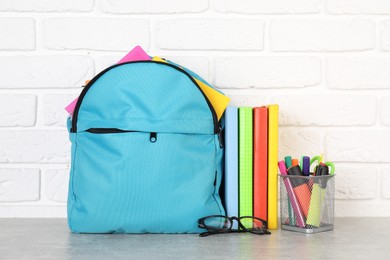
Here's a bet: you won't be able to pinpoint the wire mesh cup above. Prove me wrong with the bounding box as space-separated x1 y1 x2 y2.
279 174 335 233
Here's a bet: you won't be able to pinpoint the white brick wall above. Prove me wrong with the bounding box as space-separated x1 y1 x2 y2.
157 19 264 50
0 18 35 50
213 0 321 14
0 1 389 217
215 56 321 88
0 0 94 12
101 0 209 14
270 19 375 51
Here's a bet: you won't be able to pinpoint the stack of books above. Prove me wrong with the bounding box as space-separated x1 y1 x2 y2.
224 105 279 230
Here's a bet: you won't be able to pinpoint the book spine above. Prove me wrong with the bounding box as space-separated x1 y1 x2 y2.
267 104 279 230
238 107 253 221
224 106 239 228
253 107 268 221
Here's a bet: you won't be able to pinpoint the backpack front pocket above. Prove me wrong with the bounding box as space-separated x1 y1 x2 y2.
68 130 224 233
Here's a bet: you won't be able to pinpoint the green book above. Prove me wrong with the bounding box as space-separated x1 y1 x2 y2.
238 107 253 225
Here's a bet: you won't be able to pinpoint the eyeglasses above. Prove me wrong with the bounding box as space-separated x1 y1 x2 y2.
197 215 271 237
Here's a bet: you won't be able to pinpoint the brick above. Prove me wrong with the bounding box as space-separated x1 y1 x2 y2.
273 95 376 126
0 169 40 202
214 0 321 14
0 130 70 163
335 165 377 199
270 19 374 51
0 18 35 50
382 168 390 199
279 129 322 158
0 0 93 12
102 0 208 13
0 94 37 126
0 56 94 89
43 18 150 51
214 56 321 88
336 201 390 217
223 92 266 107
325 130 390 163
43 94 78 127
381 96 390 125
327 0 390 14
381 20 390 51
45 169 69 202
327 57 390 89
158 19 264 50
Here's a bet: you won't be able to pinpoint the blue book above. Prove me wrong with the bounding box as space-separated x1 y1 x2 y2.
224 106 238 228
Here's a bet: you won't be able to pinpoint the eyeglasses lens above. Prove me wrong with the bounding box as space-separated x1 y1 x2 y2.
204 216 231 231
240 217 266 233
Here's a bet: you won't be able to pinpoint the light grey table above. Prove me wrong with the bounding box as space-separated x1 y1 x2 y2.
0 218 388 259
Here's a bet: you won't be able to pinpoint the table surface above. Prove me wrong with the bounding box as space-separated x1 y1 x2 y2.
1 218 389 260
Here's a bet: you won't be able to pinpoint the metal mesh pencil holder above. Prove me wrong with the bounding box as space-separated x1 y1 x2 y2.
279 174 335 233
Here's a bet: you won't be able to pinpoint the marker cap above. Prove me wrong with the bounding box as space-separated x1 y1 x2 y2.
318 164 329 189
287 165 306 187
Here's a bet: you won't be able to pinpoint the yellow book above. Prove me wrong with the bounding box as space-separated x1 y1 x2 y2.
194 78 230 121
267 104 279 230
152 56 166 62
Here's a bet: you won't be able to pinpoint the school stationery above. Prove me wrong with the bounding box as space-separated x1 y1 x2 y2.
292 158 299 166
238 107 253 221
287 165 311 218
284 156 296 226
253 106 268 222
224 106 239 229
118 45 150 64
67 56 228 233
194 78 230 121
310 156 336 175
267 104 279 230
302 156 310 176
306 167 329 227
278 161 305 228
280 154 336 233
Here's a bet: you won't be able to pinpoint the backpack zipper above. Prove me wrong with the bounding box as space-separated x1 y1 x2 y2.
86 128 135 134
87 128 158 143
70 60 219 134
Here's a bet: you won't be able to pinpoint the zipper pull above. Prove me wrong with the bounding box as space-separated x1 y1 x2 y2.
150 132 157 143
217 125 223 148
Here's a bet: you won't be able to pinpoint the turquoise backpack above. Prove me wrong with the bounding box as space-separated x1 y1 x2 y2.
67 60 225 233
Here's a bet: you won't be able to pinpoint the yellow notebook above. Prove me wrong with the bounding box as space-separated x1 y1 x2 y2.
194 79 230 121
267 104 279 230
152 56 166 62
152 56 230 121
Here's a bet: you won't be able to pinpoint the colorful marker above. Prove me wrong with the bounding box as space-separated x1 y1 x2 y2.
306 165 329 227
302 156 310 176
278 161 305 228
284 156 296 226
288 165 311 218
292 158 299 167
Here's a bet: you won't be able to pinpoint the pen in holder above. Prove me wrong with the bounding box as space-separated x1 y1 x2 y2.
279 174 335 233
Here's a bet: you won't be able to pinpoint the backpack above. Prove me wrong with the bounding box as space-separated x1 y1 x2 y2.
67 59 226 233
